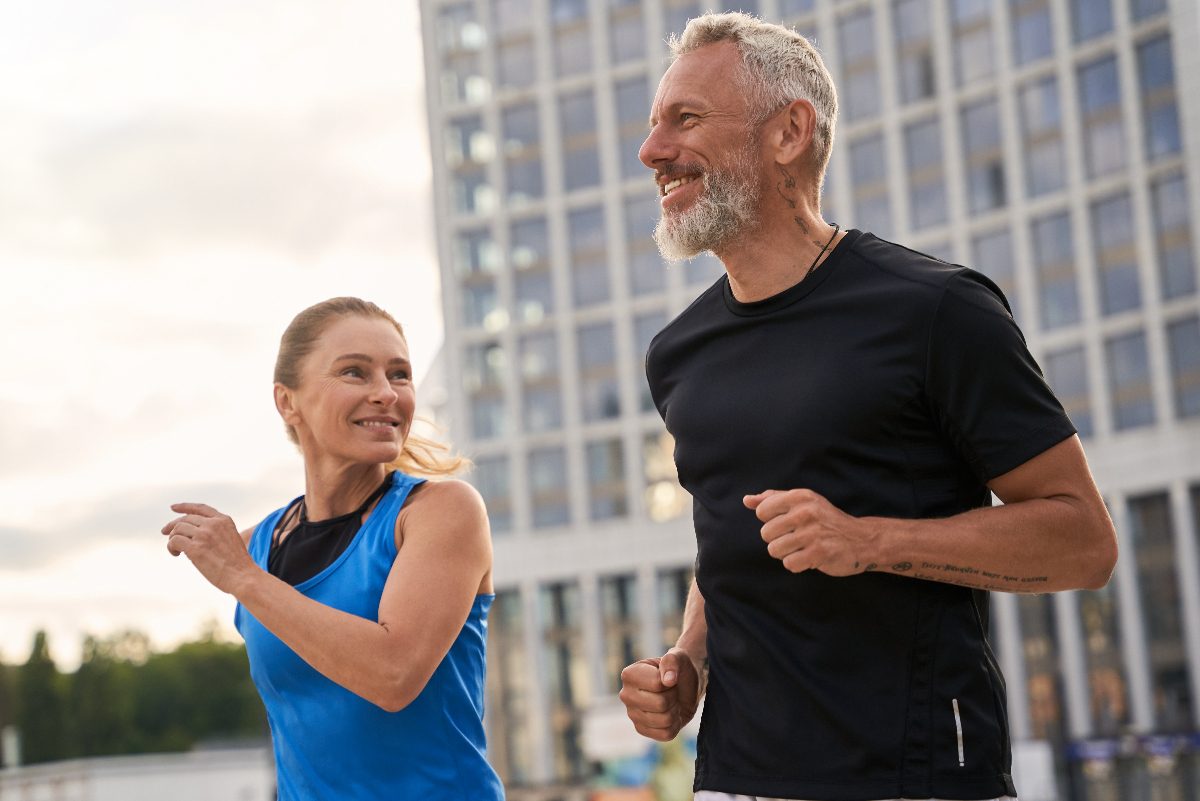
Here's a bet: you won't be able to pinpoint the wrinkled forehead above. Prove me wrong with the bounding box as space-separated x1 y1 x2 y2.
650 42 750 120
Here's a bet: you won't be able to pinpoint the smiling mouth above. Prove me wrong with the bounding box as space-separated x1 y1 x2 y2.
356 420 399 429
661 175 699 197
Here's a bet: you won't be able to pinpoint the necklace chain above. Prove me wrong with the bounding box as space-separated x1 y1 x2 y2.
803 222 840 281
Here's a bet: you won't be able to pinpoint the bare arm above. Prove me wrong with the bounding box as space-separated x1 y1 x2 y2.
165 479 492 711
746 435 1117 593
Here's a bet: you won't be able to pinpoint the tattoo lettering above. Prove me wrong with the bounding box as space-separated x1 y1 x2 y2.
892 561 913 572
864 563 878 572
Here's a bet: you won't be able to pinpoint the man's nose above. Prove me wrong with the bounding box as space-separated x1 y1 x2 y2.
639 123 675 171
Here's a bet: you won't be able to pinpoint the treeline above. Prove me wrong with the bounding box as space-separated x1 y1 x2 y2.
0 626 266 766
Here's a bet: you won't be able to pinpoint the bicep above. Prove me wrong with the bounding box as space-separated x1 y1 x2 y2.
987 435 1100 505
375 483 492 672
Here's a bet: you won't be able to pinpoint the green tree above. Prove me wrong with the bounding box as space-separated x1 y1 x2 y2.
67 634 138 757
0 659 14 767
15 631 67 764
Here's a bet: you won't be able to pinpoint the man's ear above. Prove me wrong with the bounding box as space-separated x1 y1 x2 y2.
275 383 301 426
772 98 817 166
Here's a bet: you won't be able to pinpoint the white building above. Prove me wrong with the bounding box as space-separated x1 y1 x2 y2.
0 747 273 801
419 0 1200 798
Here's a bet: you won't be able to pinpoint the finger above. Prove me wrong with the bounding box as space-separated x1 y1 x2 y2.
766 534 803 561
742 489 777 510
619 686 672 714
782 550 817 574
170 502 219 517
659 650 685 687
627 707 678 731
621 660 667 692
166 534 189 557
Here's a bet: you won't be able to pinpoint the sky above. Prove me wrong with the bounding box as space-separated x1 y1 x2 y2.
0 1 444 668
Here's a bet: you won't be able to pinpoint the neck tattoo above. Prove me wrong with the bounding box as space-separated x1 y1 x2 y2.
803 223 840 281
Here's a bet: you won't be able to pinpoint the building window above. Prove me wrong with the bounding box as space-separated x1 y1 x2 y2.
1151 173 1196 300
1078 582 1129 735
905 117 947 230
521 331 563 433
502 102 543 204
961 97 1006 214
1166 316 1200 418
686 252 725 286
497 36 536 90
838 8 881 122
437 3 488 105
626 193 666 296
552 0 592 76
561 89 601 192
971 228 1020 325
1044 345 1093 438
1071 0 1113 42
1031 211 1081 330
1128 494 1193 731
461 280 500 330
486 590 533 784
539 581 589 779
569 206 610 307
1018 593 1066 742
894 0 935 105
1090 193 1141 316
578 322 621 422
1011 0 1054 66
849 133 892 237
454 228 499 277
643 430 687 522
615 76 651 180
587 439 628 521
1130 0 1167 21
465 342 508 440
1105 330 1155 430
512 217 554 324
657 566 694 652
634 311 668 413
600 574 639 693
529 447 571 528
1078 55 1126 179
1018 77 1066 198
662 0 700 39
610 1 645 64
470 455 512 533
1137 35 1181 162
951 0 994 86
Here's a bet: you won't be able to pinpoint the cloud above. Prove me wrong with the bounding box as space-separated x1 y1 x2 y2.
0 473 299 571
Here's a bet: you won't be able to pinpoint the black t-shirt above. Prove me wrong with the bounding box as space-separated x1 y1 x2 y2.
646 230 1075 800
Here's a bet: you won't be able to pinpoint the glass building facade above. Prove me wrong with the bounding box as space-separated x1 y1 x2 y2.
421 0 1200 798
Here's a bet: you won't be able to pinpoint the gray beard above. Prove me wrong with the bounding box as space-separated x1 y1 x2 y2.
652 152 761 262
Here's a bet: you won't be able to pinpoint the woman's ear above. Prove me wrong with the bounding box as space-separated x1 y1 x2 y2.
275 383 301 426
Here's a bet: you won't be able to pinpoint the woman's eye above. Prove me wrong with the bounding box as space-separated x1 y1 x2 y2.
390 371 411 382
341 367 365 378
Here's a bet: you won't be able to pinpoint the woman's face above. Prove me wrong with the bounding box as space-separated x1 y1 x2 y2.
281 314 415 466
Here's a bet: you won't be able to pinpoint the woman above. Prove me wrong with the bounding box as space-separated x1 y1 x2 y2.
162 297 504 800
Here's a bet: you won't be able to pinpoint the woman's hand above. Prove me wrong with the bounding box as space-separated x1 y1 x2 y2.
162 503 257 594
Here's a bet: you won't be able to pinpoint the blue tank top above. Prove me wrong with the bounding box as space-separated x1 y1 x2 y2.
234 471 504 800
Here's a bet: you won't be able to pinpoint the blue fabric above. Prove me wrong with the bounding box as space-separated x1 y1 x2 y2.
235 471 504 800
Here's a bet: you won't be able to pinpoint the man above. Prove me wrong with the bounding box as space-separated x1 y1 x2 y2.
618 12 1117 801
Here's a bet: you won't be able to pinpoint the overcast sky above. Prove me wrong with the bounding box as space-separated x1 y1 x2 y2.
0 1 443 668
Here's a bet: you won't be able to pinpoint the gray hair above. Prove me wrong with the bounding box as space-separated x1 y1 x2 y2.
670 12 838 178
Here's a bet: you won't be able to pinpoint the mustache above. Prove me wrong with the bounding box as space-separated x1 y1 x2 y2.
655 163 705 182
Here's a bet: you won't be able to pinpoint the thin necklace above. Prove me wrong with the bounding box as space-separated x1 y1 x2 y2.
803 222 840 281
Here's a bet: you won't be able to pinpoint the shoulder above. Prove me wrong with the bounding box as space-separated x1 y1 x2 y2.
847 232 965 293
398 478 490 539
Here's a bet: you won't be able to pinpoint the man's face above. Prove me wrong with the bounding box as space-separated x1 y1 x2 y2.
639 42 766 261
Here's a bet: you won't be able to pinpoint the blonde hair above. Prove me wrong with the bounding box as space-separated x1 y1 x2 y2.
274 297 469 478
671 12 838 182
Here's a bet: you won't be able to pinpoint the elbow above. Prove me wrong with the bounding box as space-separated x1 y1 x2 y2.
1079 517 1119 591
371 670 432 713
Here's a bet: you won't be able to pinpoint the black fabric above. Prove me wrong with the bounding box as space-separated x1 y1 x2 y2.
646 230 1074 801
268 476 392 587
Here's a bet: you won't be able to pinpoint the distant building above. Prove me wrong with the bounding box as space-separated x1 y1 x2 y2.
0 746 273 801
419 0 1200 799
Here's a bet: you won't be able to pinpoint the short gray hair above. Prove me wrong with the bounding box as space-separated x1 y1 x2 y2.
670 12 838 178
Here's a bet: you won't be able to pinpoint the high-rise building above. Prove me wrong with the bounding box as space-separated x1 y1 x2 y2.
419 1 1200 798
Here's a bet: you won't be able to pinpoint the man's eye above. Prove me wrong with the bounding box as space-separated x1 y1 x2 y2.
341 367 364 378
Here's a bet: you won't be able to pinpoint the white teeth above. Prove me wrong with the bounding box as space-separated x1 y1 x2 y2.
661 176 695 196
358 421 395 428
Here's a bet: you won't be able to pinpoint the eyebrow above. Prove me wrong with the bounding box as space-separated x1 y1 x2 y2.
333 353 411 366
